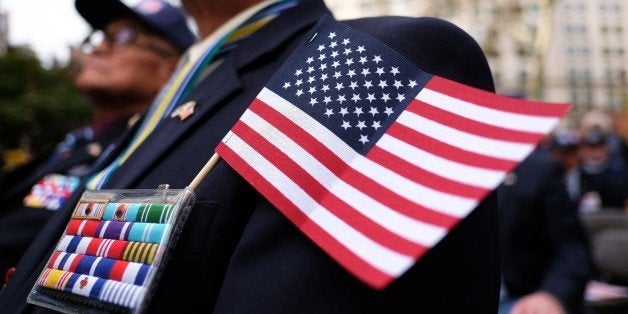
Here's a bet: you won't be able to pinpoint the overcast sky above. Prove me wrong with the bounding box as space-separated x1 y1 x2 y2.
1 0 89 66
0 0 169 67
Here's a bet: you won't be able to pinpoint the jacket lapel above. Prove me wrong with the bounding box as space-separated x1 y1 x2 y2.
102 62 242 188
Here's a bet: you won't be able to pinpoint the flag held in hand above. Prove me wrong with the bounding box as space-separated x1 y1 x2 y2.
216 15 570 289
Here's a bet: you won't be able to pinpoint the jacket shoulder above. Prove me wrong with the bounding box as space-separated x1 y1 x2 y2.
342 16 494 92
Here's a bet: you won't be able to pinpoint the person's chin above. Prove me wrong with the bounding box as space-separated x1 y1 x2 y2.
74 78 110 94
74 69 109 86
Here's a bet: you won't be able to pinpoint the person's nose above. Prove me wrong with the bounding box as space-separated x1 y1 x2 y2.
91 40 112 55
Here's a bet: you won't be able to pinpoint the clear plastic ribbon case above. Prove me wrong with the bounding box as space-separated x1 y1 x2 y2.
27 185 195 313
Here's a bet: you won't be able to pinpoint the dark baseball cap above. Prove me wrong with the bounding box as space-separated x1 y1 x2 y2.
75 0 196 53
551 128 581 150
582 129 608 146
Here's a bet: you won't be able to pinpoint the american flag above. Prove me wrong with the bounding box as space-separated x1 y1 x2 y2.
215 16 570 289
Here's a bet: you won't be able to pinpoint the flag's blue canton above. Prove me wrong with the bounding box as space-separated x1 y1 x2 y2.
265 17 432 153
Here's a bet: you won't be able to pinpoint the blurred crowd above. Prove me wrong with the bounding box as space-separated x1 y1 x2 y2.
547 109 628 313
545 109 628 213
497 107 628 314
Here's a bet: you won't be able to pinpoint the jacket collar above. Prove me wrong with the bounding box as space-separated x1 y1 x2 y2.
231 0 332 71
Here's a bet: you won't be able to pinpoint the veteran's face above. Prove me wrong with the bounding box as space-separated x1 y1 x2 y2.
74 18 178 103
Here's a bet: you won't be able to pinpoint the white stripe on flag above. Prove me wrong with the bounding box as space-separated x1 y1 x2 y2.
376 133 504 190
223 133 414 277
397 110 534 161
417 88 559 133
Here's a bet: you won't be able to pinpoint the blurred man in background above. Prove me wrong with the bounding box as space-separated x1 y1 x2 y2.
549 127 582 204
0 0 194 284
579 128 628 211
498 147 593 314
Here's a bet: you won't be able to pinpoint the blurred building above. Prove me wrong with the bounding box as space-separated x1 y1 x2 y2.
325 0 628 112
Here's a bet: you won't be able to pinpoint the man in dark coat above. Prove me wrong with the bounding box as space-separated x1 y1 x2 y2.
498 149 593 314
0 0 194 284
0 0 500 312
579 129 628 211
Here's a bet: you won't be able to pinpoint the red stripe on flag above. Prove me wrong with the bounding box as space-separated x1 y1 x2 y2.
425 77 570 116
367 146 488 200
231 121 427 255
248 99 458 227
384 122 516 171
216 142 396 289
406 99 545 142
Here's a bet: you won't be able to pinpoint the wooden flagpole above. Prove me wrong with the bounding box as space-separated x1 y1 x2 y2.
187 152 221 191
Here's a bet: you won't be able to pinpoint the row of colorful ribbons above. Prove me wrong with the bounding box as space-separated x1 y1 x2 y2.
72 202 177 223
34 201 180 309
37 267 146 309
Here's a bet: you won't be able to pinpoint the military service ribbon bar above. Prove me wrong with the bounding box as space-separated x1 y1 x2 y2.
102 202 177 223
47 251 150 286
29 188 195 313
23 174 81 211
72 202 107 220
66 219 168 244
56 235 159 264
37 268 147 309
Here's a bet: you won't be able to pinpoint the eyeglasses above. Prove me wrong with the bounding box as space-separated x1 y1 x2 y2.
81 26 177 58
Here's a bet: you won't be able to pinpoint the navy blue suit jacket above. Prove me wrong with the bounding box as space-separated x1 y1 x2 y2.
0 2 500 312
